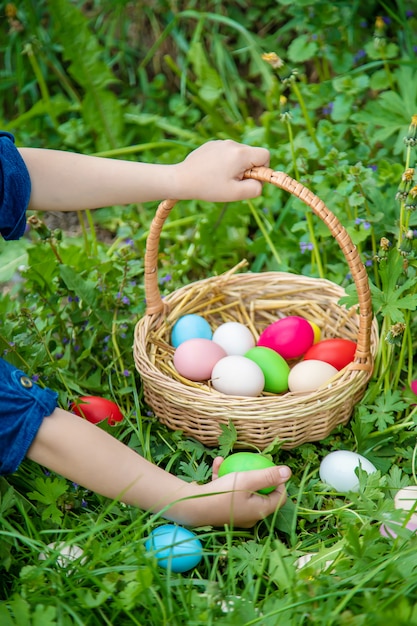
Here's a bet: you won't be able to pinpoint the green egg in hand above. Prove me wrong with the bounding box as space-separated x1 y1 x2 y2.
218 452 277 494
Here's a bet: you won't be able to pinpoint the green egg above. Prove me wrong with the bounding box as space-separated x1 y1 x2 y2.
218 452 277 494
244 346 290 393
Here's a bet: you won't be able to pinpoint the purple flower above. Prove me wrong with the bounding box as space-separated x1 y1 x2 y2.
355 218 371 229
322 102 334 115
32 374 40 382
300 241 314 253
354 49 366 63
122 296 130 305
382 16 391 25
123 369 130 377
159 274 172 284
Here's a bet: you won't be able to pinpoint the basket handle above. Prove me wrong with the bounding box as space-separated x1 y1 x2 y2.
144 166 374 364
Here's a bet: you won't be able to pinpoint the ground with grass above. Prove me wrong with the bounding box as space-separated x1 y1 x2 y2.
1 1 417 624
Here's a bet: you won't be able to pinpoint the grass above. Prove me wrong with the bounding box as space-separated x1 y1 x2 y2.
1 0 417 623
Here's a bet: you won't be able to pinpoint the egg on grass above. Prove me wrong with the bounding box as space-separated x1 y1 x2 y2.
319 450 377 492
145 524 203 573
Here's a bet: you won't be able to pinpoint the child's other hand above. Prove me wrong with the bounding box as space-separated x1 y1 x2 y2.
174 140 270 203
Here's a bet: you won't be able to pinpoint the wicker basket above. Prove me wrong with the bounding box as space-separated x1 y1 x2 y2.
133 166 379 450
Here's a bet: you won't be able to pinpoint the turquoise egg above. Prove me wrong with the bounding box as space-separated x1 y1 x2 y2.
145 525 203 573
171 314 212 348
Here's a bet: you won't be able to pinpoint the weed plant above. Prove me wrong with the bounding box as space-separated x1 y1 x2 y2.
1 1 417 624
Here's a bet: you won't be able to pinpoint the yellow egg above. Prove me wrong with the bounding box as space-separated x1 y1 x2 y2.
308 321 321 344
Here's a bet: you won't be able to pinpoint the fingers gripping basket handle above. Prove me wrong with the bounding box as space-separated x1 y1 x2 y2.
144 166 374 370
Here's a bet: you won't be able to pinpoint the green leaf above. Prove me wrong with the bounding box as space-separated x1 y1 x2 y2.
32 605 57 626
287 34 318 63
0 237 27 281
27 477 68 524
368 251 417 322
48 0 124 149
189 41 223 105
360 391 409 431
218 422 238 457
229 540 264 576
59 265 98 308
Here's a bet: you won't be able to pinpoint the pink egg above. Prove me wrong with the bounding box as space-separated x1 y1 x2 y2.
173 338 227 381
380 520 417 539
257 316 314 360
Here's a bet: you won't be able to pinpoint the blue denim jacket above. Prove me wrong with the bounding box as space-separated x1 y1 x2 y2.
0 358 58 475
0 132 57 474
0 131 31 240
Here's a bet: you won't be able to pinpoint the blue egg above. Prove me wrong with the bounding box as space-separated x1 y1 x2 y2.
171 314 212 348
145 524 203 573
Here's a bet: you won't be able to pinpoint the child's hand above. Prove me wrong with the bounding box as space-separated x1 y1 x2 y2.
174 140 270 202
185 457 291 528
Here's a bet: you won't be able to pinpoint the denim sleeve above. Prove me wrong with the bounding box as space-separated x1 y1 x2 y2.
0 131 31 241
0 358 58 475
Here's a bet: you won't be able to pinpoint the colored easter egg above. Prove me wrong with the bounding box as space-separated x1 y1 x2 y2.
257 316 314 360
244 346 290 393
212 322 255 355
308 321 321 343
211 355 265 396
319 450 377 492
380 520 417 539
394 486 417 524
173 338 226 381
145 525 203 573
288 360 338 393
70 396 124 426
218 452 277 494
303 338 357 370
171 314 212 348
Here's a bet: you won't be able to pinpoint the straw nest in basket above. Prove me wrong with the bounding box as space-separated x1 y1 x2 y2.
134 167 379 450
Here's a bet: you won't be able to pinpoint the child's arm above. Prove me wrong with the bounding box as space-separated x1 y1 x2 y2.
19 140 270 211
27 407 290 528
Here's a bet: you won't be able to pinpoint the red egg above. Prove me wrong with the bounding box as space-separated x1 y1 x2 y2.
70 396 124 426
257 316 314 360
303 338 357 370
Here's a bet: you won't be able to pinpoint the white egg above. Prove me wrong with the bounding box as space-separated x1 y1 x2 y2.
319 450 377 492
211 355 265 396
394 486 417 523
212 322 255 355
39 541 85 568
288 359 338 393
